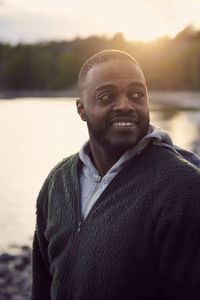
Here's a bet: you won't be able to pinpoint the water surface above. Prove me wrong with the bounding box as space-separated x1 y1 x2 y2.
0 95 200 252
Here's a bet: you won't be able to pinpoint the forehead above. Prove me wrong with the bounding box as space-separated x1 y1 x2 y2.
83 59 146 92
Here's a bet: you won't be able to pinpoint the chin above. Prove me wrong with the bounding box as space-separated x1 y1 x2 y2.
104 138 139 154
107 128 148 150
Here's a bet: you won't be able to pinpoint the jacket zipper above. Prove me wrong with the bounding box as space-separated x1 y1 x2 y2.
57 149 146 300
75 149 147 234
58 162 124 299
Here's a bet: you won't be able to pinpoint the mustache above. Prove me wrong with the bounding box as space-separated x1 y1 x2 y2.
108 113 138 124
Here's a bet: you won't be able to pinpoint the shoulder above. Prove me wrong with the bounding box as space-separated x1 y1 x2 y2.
141 144 200 196
144 144 200 212
146 144 200 175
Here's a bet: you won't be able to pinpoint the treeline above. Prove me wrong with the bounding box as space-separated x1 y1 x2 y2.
0 25 200 91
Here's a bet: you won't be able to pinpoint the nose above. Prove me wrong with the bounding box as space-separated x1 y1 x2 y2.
113 94 135 113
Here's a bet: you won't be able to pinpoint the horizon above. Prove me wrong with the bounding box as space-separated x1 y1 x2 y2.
0 25 199 47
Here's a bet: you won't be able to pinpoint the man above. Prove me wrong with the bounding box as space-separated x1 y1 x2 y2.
32 50 200 300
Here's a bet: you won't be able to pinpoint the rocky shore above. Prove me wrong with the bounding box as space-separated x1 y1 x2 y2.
0 246 31 300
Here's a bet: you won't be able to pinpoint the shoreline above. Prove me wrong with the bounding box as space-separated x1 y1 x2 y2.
0 88 78 99
1 90 200 111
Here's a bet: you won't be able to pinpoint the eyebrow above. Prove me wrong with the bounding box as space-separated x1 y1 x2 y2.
95 84 116 92
95 81 146 92
127 82 146 89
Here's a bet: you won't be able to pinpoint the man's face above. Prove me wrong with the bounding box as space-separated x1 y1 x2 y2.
77 59 150 153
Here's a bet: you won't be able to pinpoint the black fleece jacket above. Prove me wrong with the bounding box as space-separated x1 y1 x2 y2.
31 144 200 300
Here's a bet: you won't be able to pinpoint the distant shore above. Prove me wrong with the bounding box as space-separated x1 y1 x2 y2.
0 88 78 99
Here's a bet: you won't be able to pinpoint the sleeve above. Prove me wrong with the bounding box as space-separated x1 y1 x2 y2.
153 173 200 300
31 184 52 300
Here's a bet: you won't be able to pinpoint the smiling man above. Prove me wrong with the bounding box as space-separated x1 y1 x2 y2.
32 50 200 300
77 55 149 176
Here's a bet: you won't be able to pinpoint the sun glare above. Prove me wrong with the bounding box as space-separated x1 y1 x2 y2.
124 3 166 41
122 5 166 41
96 1 167 42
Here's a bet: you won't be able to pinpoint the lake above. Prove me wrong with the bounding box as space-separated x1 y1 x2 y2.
0 93 200 252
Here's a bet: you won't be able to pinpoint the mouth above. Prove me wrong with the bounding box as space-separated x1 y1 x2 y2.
112 121 137 128
110 116 138 129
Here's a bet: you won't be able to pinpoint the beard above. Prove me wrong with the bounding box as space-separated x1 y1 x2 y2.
85 112 149 154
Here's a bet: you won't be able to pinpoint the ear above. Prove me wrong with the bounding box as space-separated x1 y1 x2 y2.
76 99 86 121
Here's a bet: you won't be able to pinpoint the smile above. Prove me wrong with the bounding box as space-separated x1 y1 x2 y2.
112 121 136 127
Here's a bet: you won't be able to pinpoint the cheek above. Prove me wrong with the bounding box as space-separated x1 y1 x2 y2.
88 107 109 122
85 110 104 129
137 105 149 119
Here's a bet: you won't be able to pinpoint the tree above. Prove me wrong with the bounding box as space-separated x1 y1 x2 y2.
2 45 31 89
30 48 55 89
55 51 82 89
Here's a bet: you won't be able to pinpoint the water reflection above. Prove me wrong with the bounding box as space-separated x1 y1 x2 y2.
151 106 180 121
150 108 200 154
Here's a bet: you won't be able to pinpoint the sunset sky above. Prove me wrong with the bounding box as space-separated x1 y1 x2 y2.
0 0 200 44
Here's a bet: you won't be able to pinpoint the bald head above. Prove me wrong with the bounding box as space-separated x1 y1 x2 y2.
78 49 145 97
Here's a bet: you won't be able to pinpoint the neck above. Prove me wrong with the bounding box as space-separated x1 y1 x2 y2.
89 141 125 177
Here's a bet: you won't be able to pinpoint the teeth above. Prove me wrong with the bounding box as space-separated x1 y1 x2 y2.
113 122 134 127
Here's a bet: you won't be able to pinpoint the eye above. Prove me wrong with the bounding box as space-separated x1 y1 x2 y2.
97 93 113 102
131 91 144 99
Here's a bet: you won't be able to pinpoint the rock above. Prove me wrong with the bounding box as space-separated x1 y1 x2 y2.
0 263 9 276
0 277 7 288
14 254 29 270
21 245 30 252
11 296 27 300
0 253 15 262
0 285 19 297
0 246 32 300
